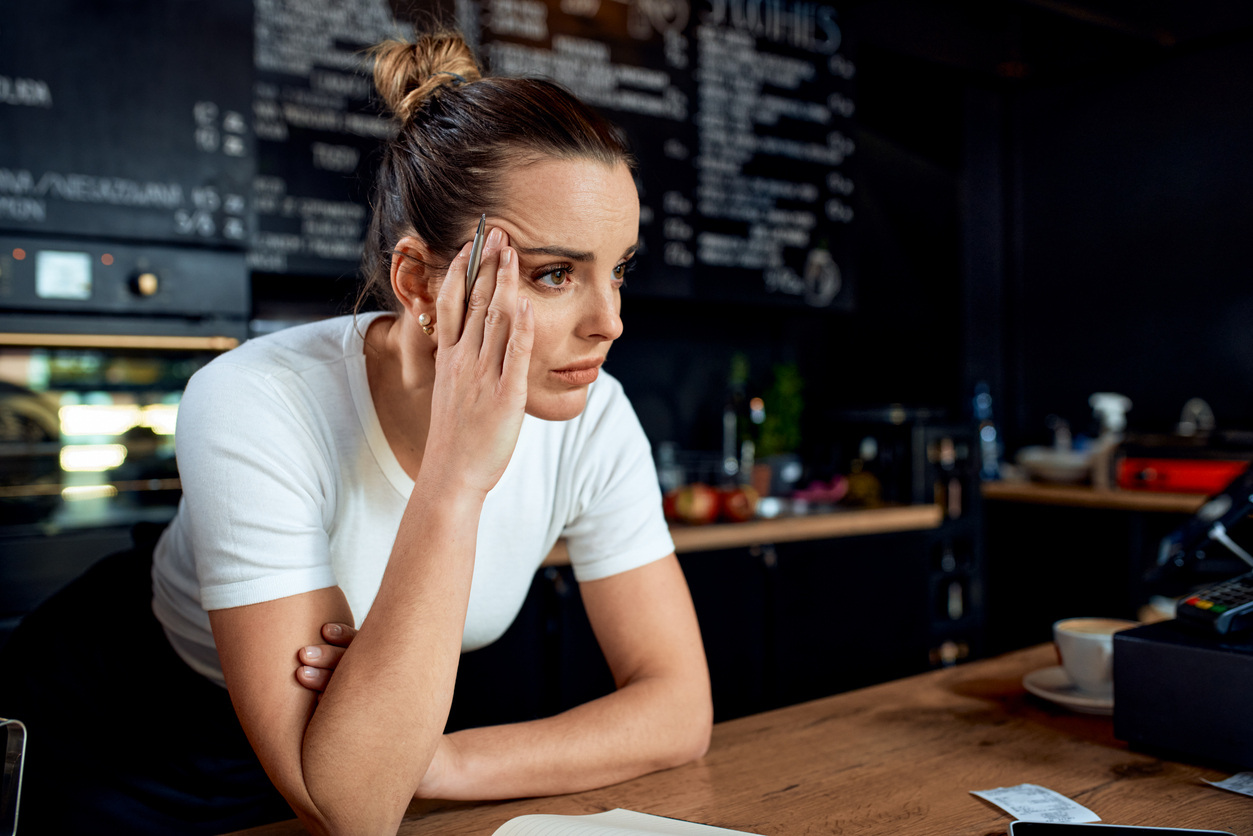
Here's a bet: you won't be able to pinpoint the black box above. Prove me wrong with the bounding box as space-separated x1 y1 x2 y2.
1113 620 1253 769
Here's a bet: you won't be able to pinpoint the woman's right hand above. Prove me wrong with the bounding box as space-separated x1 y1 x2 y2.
422 227 534 497
296 622 357 695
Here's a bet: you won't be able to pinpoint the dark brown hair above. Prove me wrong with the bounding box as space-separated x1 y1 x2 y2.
359 31 635 311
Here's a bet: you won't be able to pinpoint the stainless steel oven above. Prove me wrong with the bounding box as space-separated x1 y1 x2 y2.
0 235 247 646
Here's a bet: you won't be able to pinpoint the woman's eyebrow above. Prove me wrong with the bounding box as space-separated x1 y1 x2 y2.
515 244 593 261
514 243 639 261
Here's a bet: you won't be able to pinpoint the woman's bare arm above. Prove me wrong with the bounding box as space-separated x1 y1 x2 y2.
212 481 496 834
209 234 532 836
298 553 713 801
428 553 712 799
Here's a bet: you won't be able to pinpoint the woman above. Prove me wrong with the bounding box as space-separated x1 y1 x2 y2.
0 29 710 836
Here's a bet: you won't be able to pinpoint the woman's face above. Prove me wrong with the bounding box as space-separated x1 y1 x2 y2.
480 157 640 422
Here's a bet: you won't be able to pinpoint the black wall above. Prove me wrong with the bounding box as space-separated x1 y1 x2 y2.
1010 36 1253 441
901 0 1253 450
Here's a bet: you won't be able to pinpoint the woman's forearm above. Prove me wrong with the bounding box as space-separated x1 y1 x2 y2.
298 483 485 833
426 666 712 800
417 554 713 804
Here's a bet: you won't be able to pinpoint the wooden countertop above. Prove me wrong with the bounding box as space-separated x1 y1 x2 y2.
982 481 1207 514
543 504 945 566
226 643 1247 836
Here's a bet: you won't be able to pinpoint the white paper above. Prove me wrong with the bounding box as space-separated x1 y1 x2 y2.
971 783 1101 823
492 809 764 836
1205 771 1253 798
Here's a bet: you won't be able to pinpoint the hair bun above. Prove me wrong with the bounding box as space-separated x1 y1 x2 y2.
371 32 482 124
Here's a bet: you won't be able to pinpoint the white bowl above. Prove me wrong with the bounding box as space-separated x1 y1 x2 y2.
1016 446 1093 484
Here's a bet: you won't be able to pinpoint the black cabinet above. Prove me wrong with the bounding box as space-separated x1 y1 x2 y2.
676 547 771 722
981 499 1195 655
446 567 614 732
769 534 933 706
448 521 987 729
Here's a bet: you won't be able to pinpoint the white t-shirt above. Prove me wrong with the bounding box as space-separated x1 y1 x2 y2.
151 313 674 686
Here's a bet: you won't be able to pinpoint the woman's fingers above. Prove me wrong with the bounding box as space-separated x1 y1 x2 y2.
436 224 518 375
436 238 475 349
293 624 354 693
437 226 510 351
500 294 534 398
295 642 347 693
481 244 520 372
423 223 529 495
299 643 347 669
458 227 506 356
297 664 332 692
321 622 357 646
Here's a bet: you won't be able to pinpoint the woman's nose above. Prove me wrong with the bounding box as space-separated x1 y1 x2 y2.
578 281 623 342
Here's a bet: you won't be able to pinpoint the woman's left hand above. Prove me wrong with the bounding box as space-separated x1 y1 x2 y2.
295 622 357 693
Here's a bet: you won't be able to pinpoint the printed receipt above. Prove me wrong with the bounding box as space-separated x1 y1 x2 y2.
1206 772 1253 797
971 783 1100 823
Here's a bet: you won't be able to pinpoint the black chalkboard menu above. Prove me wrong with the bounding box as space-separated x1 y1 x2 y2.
2 0 855 310
0 0 254 249
479 0 856 309
247 0 412 277
248 0 855 309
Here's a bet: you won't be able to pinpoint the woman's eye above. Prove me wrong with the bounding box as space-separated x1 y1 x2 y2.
614 259 637 280
536 268 568 288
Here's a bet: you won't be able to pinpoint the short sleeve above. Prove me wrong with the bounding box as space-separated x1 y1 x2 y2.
174 359 338 610
560 381 675 583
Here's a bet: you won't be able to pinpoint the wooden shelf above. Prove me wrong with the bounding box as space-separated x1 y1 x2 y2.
981 480 1206 513
543 504 944 566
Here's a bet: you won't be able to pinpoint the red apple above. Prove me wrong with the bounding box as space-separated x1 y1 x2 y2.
718 485 760 522
665 483 720 525
663 489 679 521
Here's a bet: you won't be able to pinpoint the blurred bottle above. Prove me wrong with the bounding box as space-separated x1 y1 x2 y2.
722 400 739 484
1089 392 1131 490
656 441 685 494
722 353 751 486
973 382 1001 480
843 437 883 506
932 435 962 519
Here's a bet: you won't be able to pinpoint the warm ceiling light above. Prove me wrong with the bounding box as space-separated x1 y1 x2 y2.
62 484 120 501
140 404 179 435
59 404 142 437
60 444 127 472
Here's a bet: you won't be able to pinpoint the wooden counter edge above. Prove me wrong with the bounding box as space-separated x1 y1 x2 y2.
223 641 1248 836
542 504 944 566
981 480 1206 513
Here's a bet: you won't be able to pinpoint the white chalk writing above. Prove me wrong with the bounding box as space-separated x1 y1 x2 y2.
488 39 689 121
0 75 53 107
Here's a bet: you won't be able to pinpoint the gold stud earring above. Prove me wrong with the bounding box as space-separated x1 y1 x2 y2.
418 312 435 336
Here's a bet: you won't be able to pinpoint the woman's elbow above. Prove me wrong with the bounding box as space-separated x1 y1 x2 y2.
294 775 413 836
688 701 714 761
296 803 408 836
677 727 711 766
665 692 713 767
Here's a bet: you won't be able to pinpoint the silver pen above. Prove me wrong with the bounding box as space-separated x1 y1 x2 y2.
465 213 487 302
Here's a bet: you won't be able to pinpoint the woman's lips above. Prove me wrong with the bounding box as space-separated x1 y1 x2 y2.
551 362 602 386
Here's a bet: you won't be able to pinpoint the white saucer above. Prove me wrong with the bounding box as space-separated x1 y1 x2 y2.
1022 666 1114 715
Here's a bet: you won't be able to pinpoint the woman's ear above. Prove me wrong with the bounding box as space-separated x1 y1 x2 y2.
390 235 437 315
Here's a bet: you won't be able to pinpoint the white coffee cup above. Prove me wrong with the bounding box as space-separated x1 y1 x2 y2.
1052 617 1140 696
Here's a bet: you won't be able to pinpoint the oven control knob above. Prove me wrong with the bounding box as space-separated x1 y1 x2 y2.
131 272 159 297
